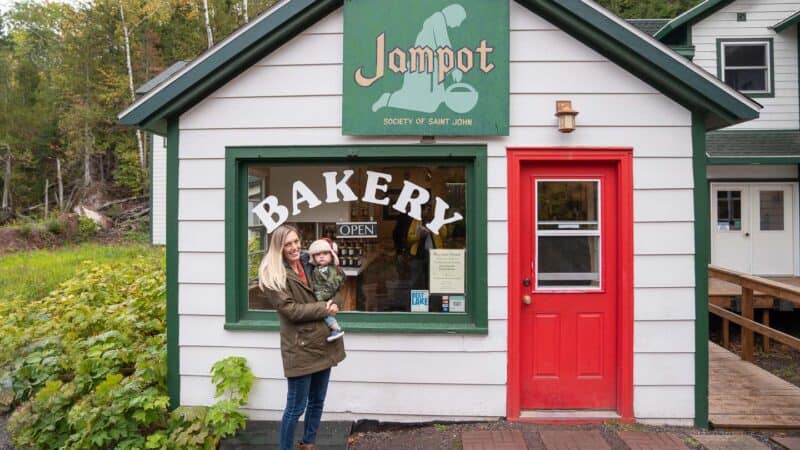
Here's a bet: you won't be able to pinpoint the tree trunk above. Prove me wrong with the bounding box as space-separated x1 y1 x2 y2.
56 158 64 210
243 0 249 23
44 179 49 219
118 0 147 173
202 0 214 48
84 121 92 187
2 145 10 210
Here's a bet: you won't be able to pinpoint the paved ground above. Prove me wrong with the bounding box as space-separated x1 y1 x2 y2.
347 421 800 450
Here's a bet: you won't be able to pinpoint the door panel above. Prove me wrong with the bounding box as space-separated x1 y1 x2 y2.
711 184 750 273
711 183 796 276
520 162 617 410
752 185 794 275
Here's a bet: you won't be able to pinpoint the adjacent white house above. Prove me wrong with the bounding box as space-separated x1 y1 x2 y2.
656 0 800 277
120 0 760 427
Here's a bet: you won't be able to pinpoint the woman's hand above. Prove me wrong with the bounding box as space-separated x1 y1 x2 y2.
326 300 339 315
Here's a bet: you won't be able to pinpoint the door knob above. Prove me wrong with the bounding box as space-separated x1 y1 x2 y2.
522 295 532 305
745 232 750 237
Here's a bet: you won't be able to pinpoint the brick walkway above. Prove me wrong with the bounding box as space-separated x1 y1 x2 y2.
462 430 527 450
538 430 611 450
617 431 687 449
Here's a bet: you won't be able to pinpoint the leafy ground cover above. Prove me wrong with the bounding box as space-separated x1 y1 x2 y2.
0 246 253 449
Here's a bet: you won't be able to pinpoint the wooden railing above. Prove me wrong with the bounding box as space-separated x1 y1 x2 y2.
708 265 800 362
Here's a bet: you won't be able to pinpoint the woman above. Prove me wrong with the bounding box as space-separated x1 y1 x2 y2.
259 225 346 450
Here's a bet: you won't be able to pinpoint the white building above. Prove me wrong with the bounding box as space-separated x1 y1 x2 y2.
120 0 760 427
657 0 800 277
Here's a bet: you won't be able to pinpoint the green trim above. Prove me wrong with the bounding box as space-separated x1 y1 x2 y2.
119 0 759 134
707 156 800 165
772 9 800 33
166 119 180 410
225 145 489 334
119 0 340 133
715 38 775 98
797 26 799 129
654 0 734 41
693 112 710 429
672 45 696 60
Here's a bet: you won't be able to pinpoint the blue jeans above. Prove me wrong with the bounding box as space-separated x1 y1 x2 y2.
279 368 331 450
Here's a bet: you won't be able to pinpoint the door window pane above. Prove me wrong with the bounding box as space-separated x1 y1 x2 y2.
717 190 742 231
760 191 784 231
537 236 600 288
537 181 598 230
536 180 600 289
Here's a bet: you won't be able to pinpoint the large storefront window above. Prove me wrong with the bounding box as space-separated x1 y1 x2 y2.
247 163 468 313
225 146 488 334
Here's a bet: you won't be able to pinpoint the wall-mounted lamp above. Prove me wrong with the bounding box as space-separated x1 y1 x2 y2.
555 100 579 133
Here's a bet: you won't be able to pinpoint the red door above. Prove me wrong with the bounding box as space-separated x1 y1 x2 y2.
519 161 618 410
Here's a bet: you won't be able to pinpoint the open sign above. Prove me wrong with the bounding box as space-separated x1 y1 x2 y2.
336 222 378 239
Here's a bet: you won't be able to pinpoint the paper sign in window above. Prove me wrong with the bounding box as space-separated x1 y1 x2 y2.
429 249 466 294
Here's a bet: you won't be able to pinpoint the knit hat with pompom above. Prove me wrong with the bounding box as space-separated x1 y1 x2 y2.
308 239 339 266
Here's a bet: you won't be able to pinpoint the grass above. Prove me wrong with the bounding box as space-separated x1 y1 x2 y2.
0 243 164 302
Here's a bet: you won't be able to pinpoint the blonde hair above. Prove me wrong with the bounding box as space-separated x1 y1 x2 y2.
258 225 300 292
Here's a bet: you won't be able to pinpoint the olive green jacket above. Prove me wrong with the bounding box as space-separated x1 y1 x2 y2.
264 254 346 378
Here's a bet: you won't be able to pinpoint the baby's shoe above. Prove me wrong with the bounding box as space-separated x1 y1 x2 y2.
326 329 344 342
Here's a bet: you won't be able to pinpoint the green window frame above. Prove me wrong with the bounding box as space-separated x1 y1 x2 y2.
224 145 488 334
716 38 775 98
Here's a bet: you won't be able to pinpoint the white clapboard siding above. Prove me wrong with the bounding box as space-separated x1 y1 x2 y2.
634 353 694 385
634 288 696 321
151 135 167 245
634 386 695 419
691 0 799 130
635 222 695 255
178 283 225 316
635 255 696 288
181 347 507 384
633 159 693 190
181 376 507 417
176 1 698 422
708 164 799 179
634 190 695 223
178 221 225 252
178 127 693 160
634 321 695 353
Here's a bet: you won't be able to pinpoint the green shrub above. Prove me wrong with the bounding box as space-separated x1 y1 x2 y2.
2 255 254 449
18 222 33 238
77 216 98 238
44 218 64 235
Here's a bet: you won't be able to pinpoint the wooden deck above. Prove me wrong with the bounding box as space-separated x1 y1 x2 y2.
710 276 800 308
709 342 800 429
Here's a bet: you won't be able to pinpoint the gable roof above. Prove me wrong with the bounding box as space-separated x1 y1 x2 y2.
119 0 760 134
708 130 800 159
772 9 800 33
654 0 734 42
627 19 670 37
135 61 190 95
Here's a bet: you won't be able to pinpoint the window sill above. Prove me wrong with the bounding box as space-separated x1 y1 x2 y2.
224 315 488 334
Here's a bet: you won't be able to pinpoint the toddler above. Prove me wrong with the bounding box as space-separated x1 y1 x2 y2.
308 239 345 342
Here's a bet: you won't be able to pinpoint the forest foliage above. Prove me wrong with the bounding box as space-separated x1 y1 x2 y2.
0 0 279 213
0 0 699 213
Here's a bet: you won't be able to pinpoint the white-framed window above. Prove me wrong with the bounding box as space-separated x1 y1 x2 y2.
719 39 772 95
535 179 601 291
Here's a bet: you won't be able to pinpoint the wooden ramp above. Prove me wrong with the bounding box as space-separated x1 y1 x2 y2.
709 342 800 429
